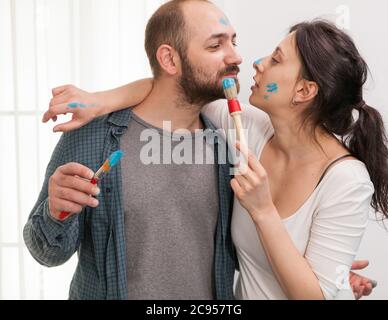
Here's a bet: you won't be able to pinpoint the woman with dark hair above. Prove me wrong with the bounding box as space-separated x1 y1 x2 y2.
43 20 387 299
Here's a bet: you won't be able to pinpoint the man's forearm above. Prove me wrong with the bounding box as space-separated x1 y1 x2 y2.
23 198 80 267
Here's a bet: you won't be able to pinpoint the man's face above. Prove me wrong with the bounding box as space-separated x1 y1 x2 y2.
177 1 242 106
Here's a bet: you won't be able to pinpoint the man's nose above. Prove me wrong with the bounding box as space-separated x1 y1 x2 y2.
225 46 243 66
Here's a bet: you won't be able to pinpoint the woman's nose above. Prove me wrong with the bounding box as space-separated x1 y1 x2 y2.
253 57 266 73
254 58 265 66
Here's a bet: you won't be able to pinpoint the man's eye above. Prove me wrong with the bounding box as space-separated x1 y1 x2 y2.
271 57 279 64
232 42 238 47
210 44 221 49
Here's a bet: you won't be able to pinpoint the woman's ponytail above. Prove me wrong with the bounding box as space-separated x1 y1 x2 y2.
346 102 388 218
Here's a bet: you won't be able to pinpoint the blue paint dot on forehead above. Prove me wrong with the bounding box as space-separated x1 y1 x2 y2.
222 78 236 89
219 17 229 26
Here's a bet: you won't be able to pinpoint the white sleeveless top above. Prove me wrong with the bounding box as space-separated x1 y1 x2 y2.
202 100 374 300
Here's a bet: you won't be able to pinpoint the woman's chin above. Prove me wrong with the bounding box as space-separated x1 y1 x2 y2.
249 95 263 108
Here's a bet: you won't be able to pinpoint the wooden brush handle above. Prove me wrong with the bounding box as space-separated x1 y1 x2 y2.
231 112 246 146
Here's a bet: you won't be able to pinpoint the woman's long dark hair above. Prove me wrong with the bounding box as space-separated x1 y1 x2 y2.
290 20 388 219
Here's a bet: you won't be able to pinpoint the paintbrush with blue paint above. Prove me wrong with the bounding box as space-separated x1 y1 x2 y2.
222 78 247 146
59 150 124 221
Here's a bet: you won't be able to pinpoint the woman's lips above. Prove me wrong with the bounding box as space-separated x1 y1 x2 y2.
251 82 260 90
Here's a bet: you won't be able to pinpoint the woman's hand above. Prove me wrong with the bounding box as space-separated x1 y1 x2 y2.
42 85 102 133
231 141 276 223
43 79 154 133
350 260 375 299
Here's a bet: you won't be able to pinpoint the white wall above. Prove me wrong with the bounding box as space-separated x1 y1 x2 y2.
215 0 388 299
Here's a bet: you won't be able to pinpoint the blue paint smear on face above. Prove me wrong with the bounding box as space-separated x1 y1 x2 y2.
264 95 270 101
254 58 264 65
219 17 229 26
266 83 279 93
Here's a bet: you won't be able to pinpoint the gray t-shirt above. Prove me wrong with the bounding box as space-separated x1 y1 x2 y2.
121 112 219 300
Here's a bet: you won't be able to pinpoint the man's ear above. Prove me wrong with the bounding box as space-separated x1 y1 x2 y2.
156 45 180 76
293 79 319 105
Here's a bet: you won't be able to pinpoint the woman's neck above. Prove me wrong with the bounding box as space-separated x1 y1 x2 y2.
269 113 343 164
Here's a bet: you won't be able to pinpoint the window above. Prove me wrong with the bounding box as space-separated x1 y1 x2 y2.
0 0 161 299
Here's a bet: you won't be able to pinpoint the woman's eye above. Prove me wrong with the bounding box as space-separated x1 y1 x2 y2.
210 44 221 49
271 57 279 64
232 42 238 47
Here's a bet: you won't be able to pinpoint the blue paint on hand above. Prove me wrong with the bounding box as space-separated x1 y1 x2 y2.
68 102 79 109
222 78 236 90
68 102 94 109
108 150 124 168
266 83 279 93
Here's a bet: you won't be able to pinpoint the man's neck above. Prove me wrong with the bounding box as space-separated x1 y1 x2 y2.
132 79 205 132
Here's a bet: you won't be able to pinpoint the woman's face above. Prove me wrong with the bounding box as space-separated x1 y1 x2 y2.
249 32 304 115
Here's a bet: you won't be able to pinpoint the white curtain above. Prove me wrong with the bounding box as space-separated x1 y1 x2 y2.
0 0 166 300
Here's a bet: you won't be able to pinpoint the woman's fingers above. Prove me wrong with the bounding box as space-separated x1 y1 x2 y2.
50 93 72 107
42 103 70 123
235 162 261 188
231 178 243 195
234 142 263 187
236 141 267 178
234 172 251 191
52 84 73 97
53 119 84 133
362 283 373 296
351 260 369 270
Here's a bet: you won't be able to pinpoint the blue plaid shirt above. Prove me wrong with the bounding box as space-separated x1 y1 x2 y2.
23 108 237 300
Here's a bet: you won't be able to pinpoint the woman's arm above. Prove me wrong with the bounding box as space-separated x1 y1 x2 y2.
303 176 373 300
252 209 325 299
96 79 153 112
43 78 153 132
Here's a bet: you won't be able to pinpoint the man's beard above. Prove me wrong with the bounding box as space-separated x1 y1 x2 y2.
177 55 240 107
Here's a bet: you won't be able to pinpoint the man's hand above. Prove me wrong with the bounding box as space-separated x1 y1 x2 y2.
350 260 376 300
43 85 102 133
48 163 100 221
